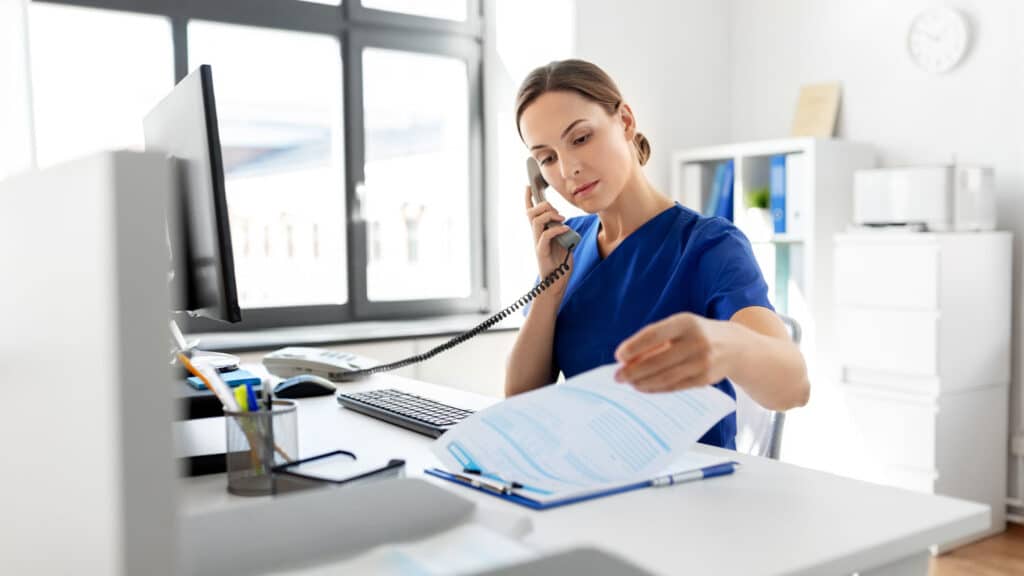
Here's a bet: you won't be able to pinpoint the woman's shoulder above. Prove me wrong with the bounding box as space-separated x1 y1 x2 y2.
673 205 746 247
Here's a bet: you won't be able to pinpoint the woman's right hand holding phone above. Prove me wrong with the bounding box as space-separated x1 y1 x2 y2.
524 185 573 282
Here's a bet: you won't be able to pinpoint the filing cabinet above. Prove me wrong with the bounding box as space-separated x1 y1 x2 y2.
834 231 1011 544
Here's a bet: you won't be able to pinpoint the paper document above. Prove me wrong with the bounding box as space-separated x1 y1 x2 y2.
431 364 736 501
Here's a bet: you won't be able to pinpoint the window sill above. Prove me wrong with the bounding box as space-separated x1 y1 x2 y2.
188 312 524 353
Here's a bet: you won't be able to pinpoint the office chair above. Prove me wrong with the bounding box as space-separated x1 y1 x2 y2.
733 313 801 460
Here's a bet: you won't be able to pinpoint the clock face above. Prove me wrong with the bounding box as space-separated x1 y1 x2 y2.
908 7 969 74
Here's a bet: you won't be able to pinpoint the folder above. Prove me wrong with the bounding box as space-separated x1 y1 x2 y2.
425 458 737 511
770 154 787 234
715 160 735 222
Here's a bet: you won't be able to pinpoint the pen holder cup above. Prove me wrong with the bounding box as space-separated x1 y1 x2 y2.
224 400 299 496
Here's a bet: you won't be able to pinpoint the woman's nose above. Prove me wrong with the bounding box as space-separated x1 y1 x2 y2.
559 157 582 180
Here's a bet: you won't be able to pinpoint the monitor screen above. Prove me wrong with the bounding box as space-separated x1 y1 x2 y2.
143 64 241 323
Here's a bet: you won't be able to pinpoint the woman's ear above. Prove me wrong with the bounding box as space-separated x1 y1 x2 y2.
619 103 637 141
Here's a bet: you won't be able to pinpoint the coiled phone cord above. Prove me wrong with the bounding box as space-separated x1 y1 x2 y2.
336 249 573 381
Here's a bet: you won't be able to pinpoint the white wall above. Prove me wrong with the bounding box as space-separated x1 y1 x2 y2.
730 0 1024 513
574 0 733 193
0 0 36 179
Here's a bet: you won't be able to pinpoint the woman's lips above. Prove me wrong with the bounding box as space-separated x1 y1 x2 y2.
574 180 599 197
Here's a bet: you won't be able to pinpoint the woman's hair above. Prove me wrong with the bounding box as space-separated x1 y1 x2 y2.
515 59 651 166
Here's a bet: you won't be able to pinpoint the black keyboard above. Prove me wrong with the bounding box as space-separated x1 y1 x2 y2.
336 388 474 438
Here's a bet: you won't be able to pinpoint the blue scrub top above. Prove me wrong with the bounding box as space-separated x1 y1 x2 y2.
550 203 773 450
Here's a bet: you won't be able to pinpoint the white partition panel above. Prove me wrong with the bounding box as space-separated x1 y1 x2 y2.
0 151 176 575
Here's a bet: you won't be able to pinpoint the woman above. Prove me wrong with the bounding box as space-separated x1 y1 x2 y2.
504 59 809 449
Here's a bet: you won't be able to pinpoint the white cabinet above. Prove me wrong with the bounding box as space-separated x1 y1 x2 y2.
834 231 1011 546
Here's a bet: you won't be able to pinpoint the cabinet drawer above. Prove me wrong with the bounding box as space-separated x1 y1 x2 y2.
843 384 938 471
837 308 939 376
834 243 939 309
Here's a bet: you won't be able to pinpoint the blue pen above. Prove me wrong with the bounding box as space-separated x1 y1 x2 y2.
651 462 735 487
246 382 260 412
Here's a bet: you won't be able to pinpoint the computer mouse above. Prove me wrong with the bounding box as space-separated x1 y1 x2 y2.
274 374 337 398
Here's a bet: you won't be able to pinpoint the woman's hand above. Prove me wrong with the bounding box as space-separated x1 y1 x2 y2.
524 185 573 278
613 312 737 393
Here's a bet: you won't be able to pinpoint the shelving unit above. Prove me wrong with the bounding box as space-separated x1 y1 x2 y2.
670 138 875 380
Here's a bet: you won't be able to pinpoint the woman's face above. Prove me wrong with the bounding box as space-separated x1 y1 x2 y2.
519 90 636 212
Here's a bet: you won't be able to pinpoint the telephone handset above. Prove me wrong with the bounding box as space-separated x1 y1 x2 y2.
527 157 581 251
316 158 578 382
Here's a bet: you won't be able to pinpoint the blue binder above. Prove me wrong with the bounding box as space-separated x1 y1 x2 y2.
704 162 726 216
424 461 737 510
714 160 735 222
770 155 787 233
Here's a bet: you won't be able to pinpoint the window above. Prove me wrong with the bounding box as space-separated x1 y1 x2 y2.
28 0 485 331
188 21 348 310
362 48 471 302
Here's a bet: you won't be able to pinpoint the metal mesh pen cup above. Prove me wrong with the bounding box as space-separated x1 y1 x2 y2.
224 399 298 496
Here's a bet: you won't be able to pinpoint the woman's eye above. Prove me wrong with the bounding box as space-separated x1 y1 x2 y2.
539 155 555 166
573 133 591 145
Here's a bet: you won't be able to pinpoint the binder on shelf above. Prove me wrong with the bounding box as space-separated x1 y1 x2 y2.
425 458 737 511
704 162 726 217
770 155 787 234
713 160 735 222
784 154 806 237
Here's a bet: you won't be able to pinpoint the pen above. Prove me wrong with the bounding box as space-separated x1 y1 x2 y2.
246 383 259 413
452 471 513 495
651 463 735 487
464 467 528 487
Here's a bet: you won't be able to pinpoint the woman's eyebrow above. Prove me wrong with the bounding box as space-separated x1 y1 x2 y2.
529 118 587 151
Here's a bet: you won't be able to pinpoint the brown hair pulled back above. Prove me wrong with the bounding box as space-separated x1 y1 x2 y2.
515 59 651 166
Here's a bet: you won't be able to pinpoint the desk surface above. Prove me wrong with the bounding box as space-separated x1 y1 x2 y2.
180 373 988 576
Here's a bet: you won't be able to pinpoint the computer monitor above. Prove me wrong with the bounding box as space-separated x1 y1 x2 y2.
143 64 241 324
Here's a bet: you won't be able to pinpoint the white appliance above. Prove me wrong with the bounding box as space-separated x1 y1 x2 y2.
853 165 995 231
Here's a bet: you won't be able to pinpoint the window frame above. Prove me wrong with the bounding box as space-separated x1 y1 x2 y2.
31 0 487 333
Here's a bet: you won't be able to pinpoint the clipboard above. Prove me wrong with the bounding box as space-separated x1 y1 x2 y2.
424 461 736 511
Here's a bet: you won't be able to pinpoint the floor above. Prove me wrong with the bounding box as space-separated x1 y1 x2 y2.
931 523 1024 576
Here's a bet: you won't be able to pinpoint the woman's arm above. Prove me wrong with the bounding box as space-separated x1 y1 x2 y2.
722 307 809 410
504 285 564 397
505 185 574 397
613 307 809 411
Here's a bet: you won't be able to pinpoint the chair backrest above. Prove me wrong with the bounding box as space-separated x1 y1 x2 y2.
733 314 801 460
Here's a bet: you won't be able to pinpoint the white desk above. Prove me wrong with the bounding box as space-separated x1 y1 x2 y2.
180 373 989 576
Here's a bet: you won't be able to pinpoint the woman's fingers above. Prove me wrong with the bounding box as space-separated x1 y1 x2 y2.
616 340 702 384
537 225 572 252
532 211 566 239
634 374 708 394
631 358 711 393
